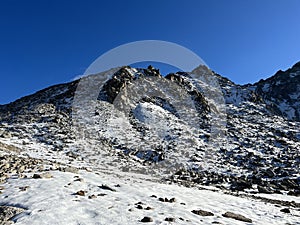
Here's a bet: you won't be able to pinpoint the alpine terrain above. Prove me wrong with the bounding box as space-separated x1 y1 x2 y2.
0 62 299 225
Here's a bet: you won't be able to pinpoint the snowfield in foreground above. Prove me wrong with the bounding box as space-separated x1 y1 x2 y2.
1 169 300 225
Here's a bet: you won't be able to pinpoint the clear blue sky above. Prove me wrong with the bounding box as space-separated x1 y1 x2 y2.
1 0 300 104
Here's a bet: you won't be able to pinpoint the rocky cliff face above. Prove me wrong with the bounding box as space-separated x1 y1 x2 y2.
255 62 300 121
0 63 299 196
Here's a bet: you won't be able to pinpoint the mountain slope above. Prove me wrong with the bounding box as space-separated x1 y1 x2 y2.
0 64 299 191
0 63 300 224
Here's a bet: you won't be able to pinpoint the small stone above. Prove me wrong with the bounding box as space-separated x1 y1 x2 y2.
74 178 84 182
136 205 143 210
169 197 176 203
18 174 27 179
18 165 25 173
165 217 175 222
141 216 153 222
32 172 53 179
192 209 214 216
75 190 85 196
32 174 42 179
222 212 252 223
19 186 29 192
98 193 107 196
158 197 165 202
40 172 53 179
84 167 93 172
99 184 116 192
135 201 145 205
59 167 79 174
158 197 176 203
280 208 290 213
88 195 97 199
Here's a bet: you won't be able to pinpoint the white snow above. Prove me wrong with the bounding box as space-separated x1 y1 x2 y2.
262 84 270 92
289 72 300 78
278 101 296 119
2 169 300 225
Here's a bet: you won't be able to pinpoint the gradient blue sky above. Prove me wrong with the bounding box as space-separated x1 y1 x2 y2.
1 0 300 104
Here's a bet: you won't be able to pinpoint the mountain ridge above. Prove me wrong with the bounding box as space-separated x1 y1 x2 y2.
1 61 299 105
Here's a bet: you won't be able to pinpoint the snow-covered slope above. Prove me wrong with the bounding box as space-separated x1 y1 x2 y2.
0 63 300 224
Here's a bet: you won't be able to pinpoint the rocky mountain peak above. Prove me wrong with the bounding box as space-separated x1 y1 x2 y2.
98 65 210 116
254 61 300 121
98 66 161 103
